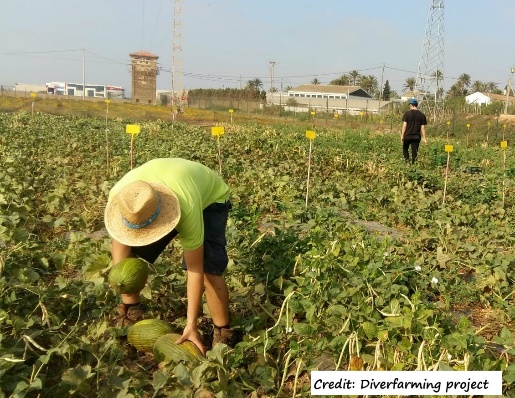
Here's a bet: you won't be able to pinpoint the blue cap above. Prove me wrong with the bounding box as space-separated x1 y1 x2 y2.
409 98 418 105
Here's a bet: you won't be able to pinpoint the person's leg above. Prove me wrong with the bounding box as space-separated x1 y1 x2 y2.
402 140 411 163
204 273 229 328
411 140 421 164
201 201 241 346
201 202 230 327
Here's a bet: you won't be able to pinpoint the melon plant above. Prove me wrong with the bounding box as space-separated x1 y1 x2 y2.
108 258 149 294
153 333 203 364
127 319 174 352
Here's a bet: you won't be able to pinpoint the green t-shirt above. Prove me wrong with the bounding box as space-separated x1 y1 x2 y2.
108 158 230 250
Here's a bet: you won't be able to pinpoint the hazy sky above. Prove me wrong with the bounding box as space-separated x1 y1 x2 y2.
1 0 514 96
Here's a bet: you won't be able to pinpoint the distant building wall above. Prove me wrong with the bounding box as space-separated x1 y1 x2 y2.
268 91 400 115
14 83 47 94
130 51 159 105
45 81 124 98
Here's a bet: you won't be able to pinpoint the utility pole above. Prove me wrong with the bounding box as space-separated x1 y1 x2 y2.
82 49 85 101
280 79 283 110
378 63 385 115
504 66 515 115
172 0 183 112
269 61 276 104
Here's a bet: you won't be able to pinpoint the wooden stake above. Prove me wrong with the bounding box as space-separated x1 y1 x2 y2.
305 130 316 208
442 145 453 206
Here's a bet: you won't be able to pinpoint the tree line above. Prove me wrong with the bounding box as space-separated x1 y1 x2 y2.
188 78 266 101
187 71 510 103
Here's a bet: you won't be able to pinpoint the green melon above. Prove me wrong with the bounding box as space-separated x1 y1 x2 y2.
108 258 149 294
127 319 174 352
153 333 203 364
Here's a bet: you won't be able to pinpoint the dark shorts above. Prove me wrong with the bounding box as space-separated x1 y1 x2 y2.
131 201 231 275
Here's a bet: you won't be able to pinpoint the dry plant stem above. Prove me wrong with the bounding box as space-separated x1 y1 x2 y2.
431 348 449 371
292 358 304 397
276 350 293 398
263 291 296 360
417 340 427 370
335 337 350 371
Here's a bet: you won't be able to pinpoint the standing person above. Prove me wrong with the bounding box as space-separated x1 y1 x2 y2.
401 98 428 164
104 158 236 354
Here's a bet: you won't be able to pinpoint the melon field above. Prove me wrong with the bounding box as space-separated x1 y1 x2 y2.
1 107 515 397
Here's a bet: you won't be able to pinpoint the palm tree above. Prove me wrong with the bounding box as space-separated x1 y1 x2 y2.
485 82 501 94
246 78 263 91
358 75 378 96
330 74 351 86
447 82 466 98
404 77 416 92
431 70 444 81
447 73 472 97
348 70 360 85
311 78 321 85
458 73 471 88
471 80 486 93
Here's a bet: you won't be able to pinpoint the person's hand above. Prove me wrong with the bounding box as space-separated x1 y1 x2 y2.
176 324 206 356
424 138 428 145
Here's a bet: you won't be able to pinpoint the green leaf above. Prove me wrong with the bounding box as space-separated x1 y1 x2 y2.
191 362 216 388
152 369 169 391
361 322 377 339
293 322 316 337
173 363 191 386
53 217 66 228
60 365 95 392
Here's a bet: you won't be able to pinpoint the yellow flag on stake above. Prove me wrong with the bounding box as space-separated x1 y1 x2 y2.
212 126 225 136
126 125 141 135
306 130 316 140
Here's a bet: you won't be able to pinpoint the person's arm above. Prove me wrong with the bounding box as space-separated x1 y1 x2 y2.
176 245 206 355
401 121 407 142
421 125 428 144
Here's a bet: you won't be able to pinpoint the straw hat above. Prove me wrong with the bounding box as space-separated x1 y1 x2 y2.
104 180 181 247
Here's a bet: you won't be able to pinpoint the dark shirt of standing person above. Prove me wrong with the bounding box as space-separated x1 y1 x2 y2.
401 98 428 164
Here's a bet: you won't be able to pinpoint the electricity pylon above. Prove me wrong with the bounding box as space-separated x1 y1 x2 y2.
416 0 445 122
172 0 184 111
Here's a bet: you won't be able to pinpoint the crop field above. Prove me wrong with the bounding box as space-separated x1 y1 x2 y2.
1 108 515 397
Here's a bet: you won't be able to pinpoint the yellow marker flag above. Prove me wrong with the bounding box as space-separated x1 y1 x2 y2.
126 124 141 135
212 126 225 136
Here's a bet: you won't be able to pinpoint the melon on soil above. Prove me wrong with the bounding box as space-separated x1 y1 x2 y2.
108 258 149 294
127 319 174 352
153 333 203 364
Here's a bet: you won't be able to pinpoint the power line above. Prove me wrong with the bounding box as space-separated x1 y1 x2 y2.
0 47 504 91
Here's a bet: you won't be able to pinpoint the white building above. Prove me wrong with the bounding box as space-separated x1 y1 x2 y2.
465 92 492 106
14 83 47 94
45 81 124 98
268 84 400 115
